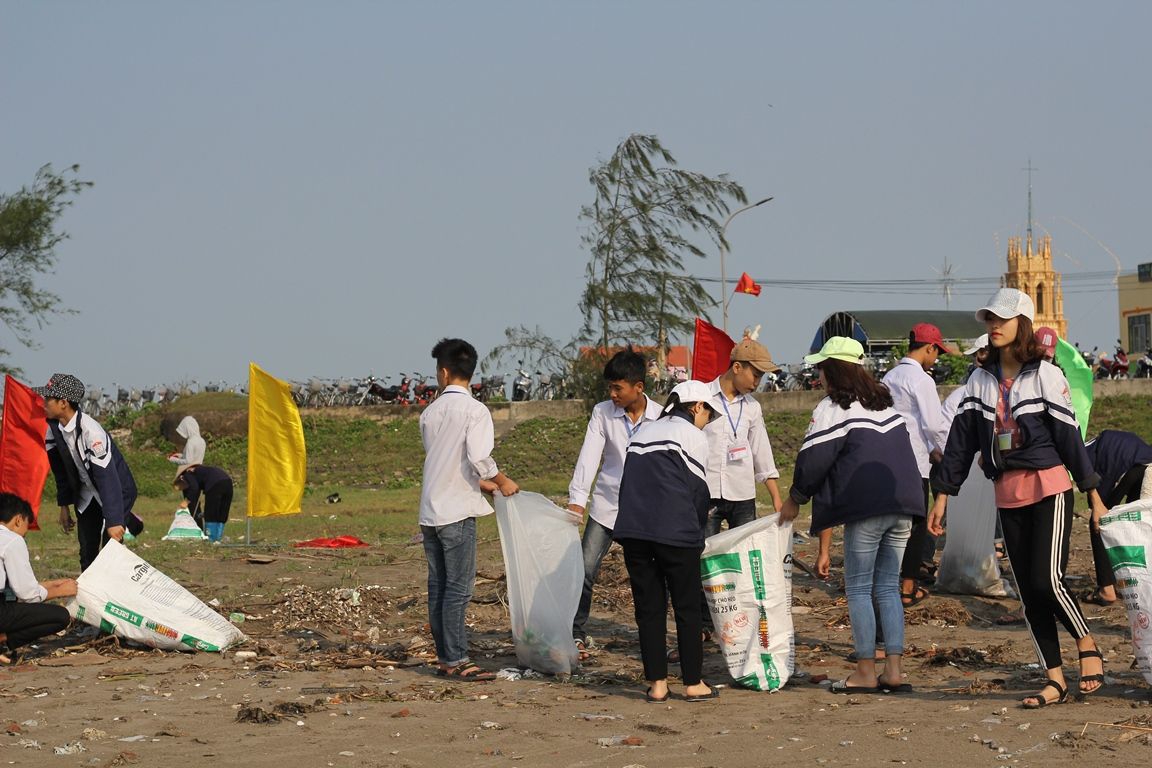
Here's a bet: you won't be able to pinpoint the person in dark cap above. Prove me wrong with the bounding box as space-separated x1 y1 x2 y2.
33 373 141 571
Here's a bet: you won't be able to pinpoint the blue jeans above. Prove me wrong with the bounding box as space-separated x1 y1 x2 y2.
843 514 911 658
572 518 615 642
421 517 477 666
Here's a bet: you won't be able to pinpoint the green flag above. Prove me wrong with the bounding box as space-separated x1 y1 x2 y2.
1054 337 1093 439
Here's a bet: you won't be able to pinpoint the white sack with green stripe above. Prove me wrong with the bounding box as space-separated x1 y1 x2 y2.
700 513 794 691
1098 499 1152 685
67 540 246 652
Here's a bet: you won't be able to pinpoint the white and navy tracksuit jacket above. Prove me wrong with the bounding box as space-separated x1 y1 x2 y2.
790 398 924 535
930 359 1099 496
46 412 138 528
614 413 712 549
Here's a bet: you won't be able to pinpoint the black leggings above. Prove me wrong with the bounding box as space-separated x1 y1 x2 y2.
620 538 705 686
0 601 71 651
999 490 1091 669
1090 464 1148 589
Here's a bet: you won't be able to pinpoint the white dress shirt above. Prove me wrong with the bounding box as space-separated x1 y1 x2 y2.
702 378 780 501
418 385 499 527
568 395 665 529
0 526 48 603
882 357 946 479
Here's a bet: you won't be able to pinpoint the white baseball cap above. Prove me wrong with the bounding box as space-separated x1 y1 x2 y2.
976 288 1035 323
666 380 719 418
962 334 989 356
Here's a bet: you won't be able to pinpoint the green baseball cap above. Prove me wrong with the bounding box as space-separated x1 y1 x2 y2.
804 336 866 365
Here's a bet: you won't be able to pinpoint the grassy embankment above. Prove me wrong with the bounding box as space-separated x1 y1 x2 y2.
27 393 1152 586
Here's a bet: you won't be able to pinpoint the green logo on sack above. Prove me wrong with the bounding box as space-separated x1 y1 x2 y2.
701 553 742 579
749 550 766 601
1107 545 1147 571
180 633 220 652
761 653 781 690
1102 510 1143 526
105 601 144 627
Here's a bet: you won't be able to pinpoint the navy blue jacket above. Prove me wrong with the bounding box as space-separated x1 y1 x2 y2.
614 413 711 548
931 359 1099 496
46 412 138 528
1085 430 1152 507
790 398 924 535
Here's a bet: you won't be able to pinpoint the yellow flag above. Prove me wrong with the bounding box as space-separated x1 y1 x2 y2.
247 363 306 518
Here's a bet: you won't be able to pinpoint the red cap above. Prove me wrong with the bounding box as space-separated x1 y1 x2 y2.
1035 326 1058 358
910 323 958 354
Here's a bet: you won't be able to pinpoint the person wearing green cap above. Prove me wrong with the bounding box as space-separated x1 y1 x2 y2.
780 336 923 693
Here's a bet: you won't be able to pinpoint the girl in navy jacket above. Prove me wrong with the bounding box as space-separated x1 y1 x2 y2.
929 288 1107 708
615 380 718 703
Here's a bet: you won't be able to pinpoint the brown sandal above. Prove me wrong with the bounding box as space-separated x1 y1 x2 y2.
437 662 496 681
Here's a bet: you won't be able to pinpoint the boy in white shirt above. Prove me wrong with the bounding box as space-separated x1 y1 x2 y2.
0 493 76 665
567 348 664 658
419 338 518 681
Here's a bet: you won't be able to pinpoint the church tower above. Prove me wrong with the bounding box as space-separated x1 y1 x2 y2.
1001 163 1067 337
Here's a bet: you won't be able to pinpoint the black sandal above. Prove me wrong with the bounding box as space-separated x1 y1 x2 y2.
901 585 930 607
1078 648 1105 695
1021 679 1068 709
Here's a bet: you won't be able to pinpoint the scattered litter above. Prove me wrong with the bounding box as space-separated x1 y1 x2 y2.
480 722 503 730
118 735 148 742
577 713 623 721
81 728 108 741
597 735 644 747
53 741 86 755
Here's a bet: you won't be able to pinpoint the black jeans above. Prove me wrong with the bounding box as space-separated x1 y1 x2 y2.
1000 490 1091 669
900 479 934 581
77 501 111 572
620 538 705 686
0 601 70 651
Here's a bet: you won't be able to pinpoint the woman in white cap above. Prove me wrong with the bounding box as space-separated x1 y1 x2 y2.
928 287 1109 708
614 380 719 703
779 336 923 694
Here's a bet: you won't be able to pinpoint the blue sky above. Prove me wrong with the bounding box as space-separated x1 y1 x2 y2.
3 1 1149 393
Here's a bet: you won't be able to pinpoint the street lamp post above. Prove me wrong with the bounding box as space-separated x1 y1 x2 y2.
719 196 773 333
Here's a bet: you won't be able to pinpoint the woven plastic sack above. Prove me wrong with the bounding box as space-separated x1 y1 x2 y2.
162 509 207 541
700 513 794 691
494 492 581 675
68 540 246 652
936 458 1014 598
1098 499 1152 684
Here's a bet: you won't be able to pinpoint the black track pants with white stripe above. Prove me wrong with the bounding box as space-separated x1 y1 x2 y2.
999 490 1091 669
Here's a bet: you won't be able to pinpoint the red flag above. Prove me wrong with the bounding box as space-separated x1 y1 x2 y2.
0 376 50 528
692 318 735 382
734 272 762 297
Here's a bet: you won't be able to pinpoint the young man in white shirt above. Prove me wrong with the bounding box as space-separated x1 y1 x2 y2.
881 323 955 607
419 338 518 681
0 493 76 665
703 339 785 534
566 348 664 658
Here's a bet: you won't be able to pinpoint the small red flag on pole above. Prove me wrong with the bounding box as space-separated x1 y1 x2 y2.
692 318 736 382
734 272 762 296
0 376 50 529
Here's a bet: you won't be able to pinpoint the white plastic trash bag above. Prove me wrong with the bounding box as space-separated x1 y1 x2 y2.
1098 499 1152 684
162 509 208 541
700 514 794 691
936 458 1014 598
68 540 246 652
494 491 581 675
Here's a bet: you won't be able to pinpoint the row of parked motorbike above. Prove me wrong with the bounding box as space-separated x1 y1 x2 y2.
1079 342 1152 380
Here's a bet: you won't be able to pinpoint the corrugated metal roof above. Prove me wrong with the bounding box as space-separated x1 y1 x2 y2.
812 310 985 352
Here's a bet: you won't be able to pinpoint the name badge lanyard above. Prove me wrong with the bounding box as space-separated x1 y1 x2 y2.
624 413 644 439
720 396 744 439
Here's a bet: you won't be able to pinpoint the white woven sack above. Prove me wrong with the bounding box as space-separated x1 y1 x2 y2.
1098 499 1152 685
494 492 582 675
162 509 208 541
700 513 794 691
68 540 246 652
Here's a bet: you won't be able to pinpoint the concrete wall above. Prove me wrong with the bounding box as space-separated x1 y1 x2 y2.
299 378 1152 426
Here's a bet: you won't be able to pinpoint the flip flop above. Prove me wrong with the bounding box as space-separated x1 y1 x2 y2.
830 679 880 694
1084 590 1118 607
645 687 670 703
877 676 913 694
437 662 496 681
1021 679 1068 709
684 686 720 702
